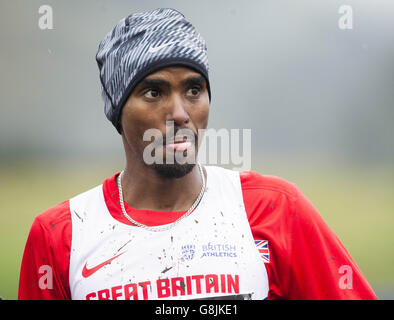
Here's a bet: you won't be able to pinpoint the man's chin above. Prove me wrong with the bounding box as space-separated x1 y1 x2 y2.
151 163 196 179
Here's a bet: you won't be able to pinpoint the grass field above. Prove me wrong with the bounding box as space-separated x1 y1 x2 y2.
1 161 393 299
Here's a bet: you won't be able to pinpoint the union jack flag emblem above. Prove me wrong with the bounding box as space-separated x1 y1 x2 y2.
255 240 270 263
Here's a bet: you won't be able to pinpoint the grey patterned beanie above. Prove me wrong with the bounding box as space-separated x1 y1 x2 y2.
96 8 211 134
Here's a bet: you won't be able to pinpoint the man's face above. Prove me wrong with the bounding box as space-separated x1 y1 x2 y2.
120 66 210 178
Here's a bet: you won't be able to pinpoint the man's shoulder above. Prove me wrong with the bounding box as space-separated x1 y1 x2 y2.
34 200 72 231
25 200 72 247
239 170 299 200
205 166 299 200
34 182 104 229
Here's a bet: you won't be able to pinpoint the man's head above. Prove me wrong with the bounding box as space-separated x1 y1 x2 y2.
96 8 211 133
96 8 211 178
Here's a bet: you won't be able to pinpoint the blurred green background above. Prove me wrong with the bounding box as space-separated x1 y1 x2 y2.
1 0 393 299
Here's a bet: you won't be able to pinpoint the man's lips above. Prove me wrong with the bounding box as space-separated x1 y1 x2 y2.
165 141 192 151
164 134 196 151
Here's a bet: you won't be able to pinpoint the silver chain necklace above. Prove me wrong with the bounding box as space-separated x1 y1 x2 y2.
117 163 206 232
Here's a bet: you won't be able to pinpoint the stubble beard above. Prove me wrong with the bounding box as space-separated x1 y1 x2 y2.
151 162 196 179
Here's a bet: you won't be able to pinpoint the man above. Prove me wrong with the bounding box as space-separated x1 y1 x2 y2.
19 8 377 300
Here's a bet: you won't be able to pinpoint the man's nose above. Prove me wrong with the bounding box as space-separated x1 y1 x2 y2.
166 94 190 125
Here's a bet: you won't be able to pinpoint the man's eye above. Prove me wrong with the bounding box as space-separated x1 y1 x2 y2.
144 89 160 98
186 86 201 97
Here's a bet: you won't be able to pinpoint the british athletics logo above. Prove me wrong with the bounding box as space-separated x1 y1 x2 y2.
181 244 196 261
255 240 270 263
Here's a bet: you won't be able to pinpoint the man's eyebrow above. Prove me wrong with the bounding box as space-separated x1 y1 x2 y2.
136 79 170 89
136 76 206 90
181 76 206 86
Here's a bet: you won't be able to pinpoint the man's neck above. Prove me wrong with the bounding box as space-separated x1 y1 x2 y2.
119 161 205 212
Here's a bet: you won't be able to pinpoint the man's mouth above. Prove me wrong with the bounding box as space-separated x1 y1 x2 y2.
165 135 195 151
165 141 192 151
165 135 194 151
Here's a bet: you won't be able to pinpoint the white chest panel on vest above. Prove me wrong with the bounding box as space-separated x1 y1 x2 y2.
69 166 269 300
